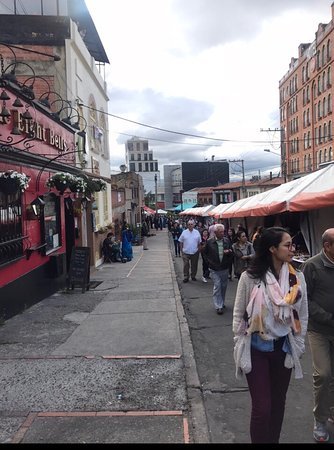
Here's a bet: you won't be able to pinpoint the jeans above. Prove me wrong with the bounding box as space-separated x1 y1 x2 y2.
173 240 180 256
202 254 210 278
246 338 292 443
209 268 229 309
182 252 199 279
308 330 334 423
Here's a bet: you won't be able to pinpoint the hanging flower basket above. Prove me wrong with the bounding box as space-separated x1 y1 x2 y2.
0 170 30 194
46 172 76 194
85 177 107 194
69 176 88 194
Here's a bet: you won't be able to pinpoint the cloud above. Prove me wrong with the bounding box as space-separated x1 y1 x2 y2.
86 0 332 179
173 0 330 51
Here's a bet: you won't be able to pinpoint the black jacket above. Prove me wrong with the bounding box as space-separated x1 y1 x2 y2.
203 236 233 271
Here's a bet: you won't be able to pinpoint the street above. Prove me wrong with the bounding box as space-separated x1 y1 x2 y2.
170 238 329 444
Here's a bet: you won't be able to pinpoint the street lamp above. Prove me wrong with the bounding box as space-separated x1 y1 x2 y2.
264 148 281 157
263 149 286 182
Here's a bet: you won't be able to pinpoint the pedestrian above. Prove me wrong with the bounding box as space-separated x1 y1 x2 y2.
121 226 133 261
208 221 217 239
202 223 233 314
141 220 149 250
232 226 308 444
226 228 236 280
102 232 122 262
232 230 255 279
171 221 183 257
302 228 334 443
178 219 202 283
252 226 264 253
199 228 210 283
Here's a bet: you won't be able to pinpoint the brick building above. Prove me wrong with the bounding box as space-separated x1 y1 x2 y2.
279 2 334 181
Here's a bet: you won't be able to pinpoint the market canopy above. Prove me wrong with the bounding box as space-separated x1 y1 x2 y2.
143 205 155 215
179 205 214 216
219 163 334 218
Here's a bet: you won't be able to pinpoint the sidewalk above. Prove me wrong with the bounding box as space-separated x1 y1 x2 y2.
0 229 209 444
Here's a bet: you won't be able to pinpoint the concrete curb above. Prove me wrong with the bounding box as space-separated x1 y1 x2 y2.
168 237 211 444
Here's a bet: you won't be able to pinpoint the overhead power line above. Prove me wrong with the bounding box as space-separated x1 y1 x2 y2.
78 103 281 145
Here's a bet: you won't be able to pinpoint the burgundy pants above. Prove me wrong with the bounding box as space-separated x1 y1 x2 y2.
246 339 292 443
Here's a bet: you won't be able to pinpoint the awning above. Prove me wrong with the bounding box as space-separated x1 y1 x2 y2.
180 205 214 216
220 163 334 218
143 205 155 215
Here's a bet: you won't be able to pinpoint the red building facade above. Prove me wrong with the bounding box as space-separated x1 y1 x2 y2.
0 76 87 319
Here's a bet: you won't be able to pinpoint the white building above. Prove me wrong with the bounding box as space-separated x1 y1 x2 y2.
125 137 160 195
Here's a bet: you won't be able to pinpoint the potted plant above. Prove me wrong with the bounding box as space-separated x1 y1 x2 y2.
0 170 30 194
46 172 76 194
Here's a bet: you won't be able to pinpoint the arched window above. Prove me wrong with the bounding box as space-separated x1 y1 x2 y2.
329 120 332 140
324 148 328 162
323 97 327 116
328 67 331 87
329 147 333 161
327 39 331 61
324 122 328 142
322 45 326 66
328 94 332 113
88 95 98 153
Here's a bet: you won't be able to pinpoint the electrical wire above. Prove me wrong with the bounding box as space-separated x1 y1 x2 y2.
79 103 281 145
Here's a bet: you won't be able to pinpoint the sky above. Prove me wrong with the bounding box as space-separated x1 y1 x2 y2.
85 0 332 181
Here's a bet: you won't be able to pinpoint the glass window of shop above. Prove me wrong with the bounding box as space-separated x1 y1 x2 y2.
43 193 61 253
0 191 23 265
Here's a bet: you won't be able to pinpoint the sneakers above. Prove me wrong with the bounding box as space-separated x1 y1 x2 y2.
202 276 208 283
313 419 329 442
191 277 197 281
216 308 224 315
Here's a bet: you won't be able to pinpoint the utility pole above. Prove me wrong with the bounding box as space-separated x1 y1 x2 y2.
261 127 286 182
229 159 245 198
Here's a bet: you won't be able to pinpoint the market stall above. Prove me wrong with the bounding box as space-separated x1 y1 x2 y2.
212 163 334 256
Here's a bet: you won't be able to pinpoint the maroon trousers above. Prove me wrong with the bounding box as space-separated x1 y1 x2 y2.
246 339 292 443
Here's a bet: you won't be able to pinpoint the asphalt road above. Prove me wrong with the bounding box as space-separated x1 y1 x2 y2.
170 241 332 444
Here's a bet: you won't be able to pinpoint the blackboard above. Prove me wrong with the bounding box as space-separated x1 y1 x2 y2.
68 246 90 293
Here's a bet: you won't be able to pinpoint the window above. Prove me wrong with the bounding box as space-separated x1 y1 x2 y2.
327 39 331 61
0 191 23 266
88 95 97 153
324 123 328 142
328 94 332 113
43 193 61 254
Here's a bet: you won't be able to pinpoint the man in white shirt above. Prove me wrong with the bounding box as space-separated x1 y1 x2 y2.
178 219 202 282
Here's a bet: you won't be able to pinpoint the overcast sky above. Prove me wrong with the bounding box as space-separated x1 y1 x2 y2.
85 0 331 181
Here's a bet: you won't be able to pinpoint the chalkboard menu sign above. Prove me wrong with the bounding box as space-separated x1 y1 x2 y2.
68 246 90 292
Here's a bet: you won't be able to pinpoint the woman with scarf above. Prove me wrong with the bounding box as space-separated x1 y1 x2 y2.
232 227 308 444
